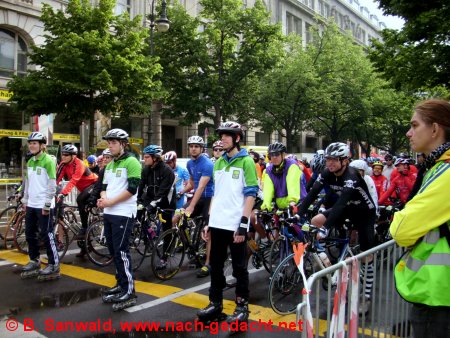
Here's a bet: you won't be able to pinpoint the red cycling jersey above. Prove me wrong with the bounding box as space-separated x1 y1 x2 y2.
390 165 418 183
56 157 98 195
371 174 388 202
378 172 416 205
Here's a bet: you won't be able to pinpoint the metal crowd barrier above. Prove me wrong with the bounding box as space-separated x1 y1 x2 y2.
296 240 412 338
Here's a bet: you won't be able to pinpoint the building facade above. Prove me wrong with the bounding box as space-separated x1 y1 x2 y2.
0 0 385 178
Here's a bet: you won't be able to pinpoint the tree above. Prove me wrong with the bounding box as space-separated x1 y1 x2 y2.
8 0 161 146
154 0 284 128
306 21 385 144
253 36 317 152
369 0 449 91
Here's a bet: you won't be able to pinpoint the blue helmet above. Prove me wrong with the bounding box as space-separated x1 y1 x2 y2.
87 155 97 164
143 145 163 157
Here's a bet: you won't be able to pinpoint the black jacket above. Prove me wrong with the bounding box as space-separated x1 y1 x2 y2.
137 161 176 209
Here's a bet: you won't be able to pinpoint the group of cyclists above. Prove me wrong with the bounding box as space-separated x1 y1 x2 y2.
17 121 420 317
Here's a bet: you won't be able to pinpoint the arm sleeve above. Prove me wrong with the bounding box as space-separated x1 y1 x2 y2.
154 167 175 201
378 180 396 205
390 168 450 247
45 160 57 206
137 167 147 202
126 158 142 195
323 187 355 230
261 173 274 211
22 168 29 205
61 160 84 195
297 177 323 215
88 169 104 202
242 157 259 197
286 164 301 204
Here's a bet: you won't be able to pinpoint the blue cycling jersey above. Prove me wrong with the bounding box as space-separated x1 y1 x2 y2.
174 165 190 208
187 155 214 198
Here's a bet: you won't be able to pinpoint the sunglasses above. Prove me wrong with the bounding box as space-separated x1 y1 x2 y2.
268 152 281 159
213 148 223 152
61 153 71 157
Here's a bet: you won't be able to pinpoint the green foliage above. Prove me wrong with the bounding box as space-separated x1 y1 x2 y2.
253 35 317 152
369 0 449 90
306 21 385 143
8 0 161 122
154 0 284 128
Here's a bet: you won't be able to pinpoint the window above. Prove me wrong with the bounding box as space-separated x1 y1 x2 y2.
305 23 312 43
255 132 270 146
115 0 131 15
286 13 302 36
0 28 28 78
305 136 317 151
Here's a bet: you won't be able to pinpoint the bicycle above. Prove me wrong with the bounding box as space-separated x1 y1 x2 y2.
128 206 165 271
13 200 73 263
1 188 24 249
247 209 279 273
151 209 205 280
268 209 305 273
268 222 359 315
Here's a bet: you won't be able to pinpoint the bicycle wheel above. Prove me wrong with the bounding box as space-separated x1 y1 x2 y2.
129 223 150 272
268 252 314 315
151 228 184 280
269 236 291 274
191 220 207 267
51 221 70 262
1 207 20 249
13 214 27 254
85 220 113 267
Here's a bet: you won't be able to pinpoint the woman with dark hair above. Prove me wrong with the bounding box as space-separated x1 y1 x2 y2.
390 98 450 337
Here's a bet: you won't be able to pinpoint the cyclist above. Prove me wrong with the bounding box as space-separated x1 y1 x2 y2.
86 155 99 175
137 145 176 270
211 140 224 164
21 132 59 280
163 151 189 209
56 144 98 254
307 150 326 191
172 135 214 278
248 149 262 181
86 149 113 209
378 158 416 206
292 142 377 313
98 128 141 311
197 121 258 326
382 153 395 186
371 161 388 203
349 160 378 213
253 142 302 248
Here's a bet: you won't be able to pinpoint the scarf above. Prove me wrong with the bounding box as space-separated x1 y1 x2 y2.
407 141 450 201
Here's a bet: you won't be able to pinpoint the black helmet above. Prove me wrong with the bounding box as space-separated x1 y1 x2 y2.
216 121 244 139
268 142 287 154
103 128 129 141
27 132 47 144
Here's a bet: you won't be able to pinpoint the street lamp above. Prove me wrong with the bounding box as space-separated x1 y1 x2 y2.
146 0 170 144
148 0 170 55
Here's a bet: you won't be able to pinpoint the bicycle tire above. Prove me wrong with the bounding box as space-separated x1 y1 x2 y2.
269 236 291 274
191 219 206 267
13 214 27 254
85 220 113 267
268 252 314 315
129 222 150 272
13 215 69 263
151 228 184 280
1 206 20 249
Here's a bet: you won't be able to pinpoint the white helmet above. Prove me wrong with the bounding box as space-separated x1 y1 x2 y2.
103 128 129 141
62 144 78 155
349 159 368 172
187 135 204 146
163 151 177 162
325 142 350 159
102 149 112 156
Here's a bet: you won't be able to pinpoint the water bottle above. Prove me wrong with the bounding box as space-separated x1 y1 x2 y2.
318 252 331 267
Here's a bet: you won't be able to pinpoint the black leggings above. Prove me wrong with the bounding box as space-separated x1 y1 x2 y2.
77 184 95 229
